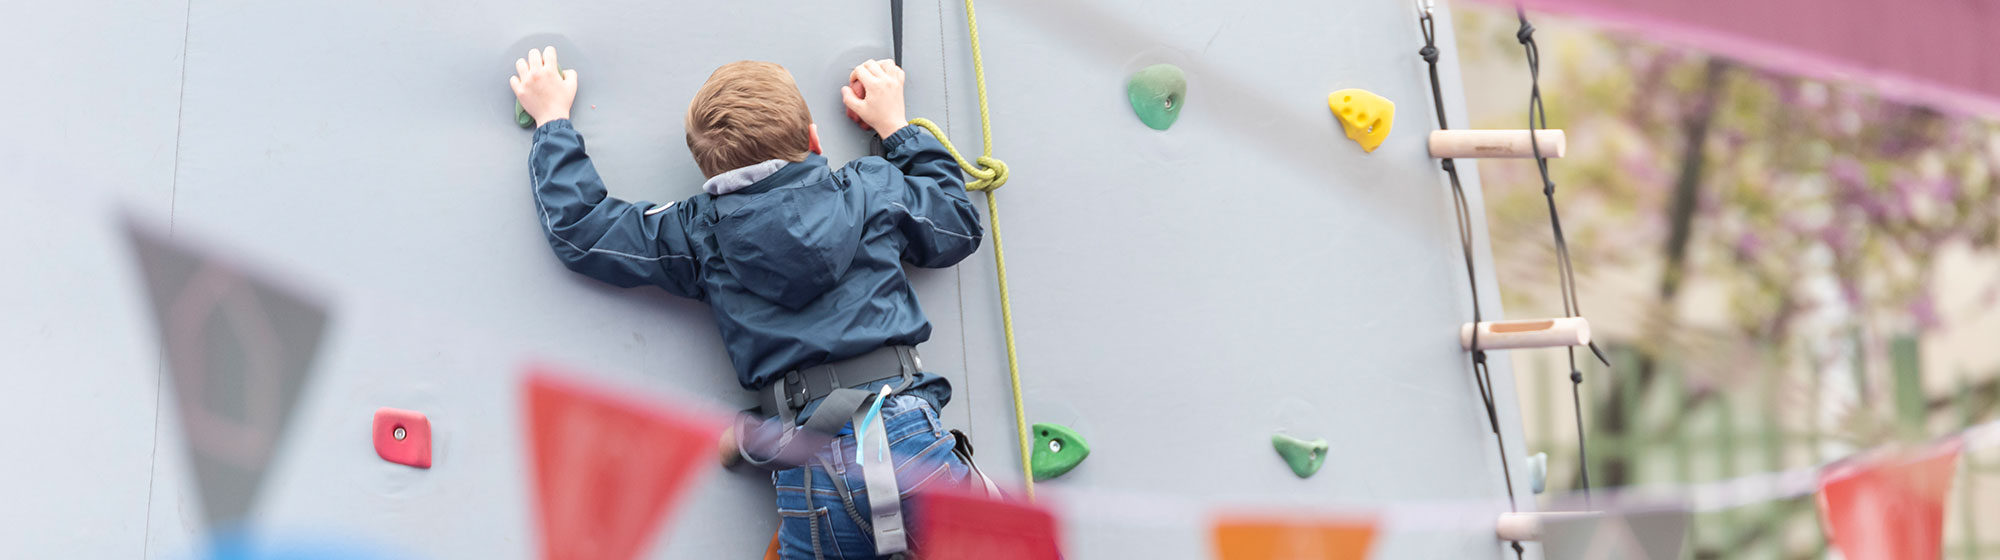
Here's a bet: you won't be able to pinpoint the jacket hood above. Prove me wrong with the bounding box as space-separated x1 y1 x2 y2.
709 155 863 310
702 158 789 195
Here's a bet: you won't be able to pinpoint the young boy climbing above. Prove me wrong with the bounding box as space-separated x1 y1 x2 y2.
510 47 984 559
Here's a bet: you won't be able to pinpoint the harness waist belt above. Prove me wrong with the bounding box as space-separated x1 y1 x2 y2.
758 345 920 423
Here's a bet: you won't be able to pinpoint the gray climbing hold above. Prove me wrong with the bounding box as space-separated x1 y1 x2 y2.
1526 452 1549 494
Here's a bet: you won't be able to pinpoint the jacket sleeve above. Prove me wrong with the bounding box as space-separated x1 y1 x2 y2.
528 119 704 300
880 125 984 268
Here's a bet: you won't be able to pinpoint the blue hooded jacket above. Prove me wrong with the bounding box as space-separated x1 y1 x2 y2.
528 120 982 401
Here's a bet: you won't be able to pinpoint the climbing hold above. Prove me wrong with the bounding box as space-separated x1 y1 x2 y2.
1126 64 1187 130
846 77 869 129
1271 433 1328 479
373 407 432 469
515 64 563 129
1327 88 1394 153
1526 452 1548 494
1030 423 1090 481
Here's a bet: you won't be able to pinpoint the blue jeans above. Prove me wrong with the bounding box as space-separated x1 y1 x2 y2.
773 395 973 560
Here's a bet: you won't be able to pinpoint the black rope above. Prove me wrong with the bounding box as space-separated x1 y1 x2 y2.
1418 9 1524 559
1516 6 1601 506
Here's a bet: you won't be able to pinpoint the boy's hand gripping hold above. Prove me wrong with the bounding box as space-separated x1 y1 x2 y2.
510 46 578 127
841 59 908 139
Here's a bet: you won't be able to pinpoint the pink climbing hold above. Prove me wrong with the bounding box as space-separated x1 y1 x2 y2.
373 407 433 469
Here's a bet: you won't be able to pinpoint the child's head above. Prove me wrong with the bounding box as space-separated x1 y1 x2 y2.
686 61 819 178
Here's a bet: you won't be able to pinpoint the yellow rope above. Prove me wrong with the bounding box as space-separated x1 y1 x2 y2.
902 0 1033 500
908 119 1006 192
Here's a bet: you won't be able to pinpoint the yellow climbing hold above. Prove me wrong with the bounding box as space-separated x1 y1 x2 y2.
1327 88 1394 153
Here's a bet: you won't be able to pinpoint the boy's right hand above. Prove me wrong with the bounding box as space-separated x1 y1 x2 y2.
510 46 578 127
842 59 907 139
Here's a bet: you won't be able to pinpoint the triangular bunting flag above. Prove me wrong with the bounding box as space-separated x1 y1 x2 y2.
1211 514 1376 560
124 220 329 529
914 490 1063 560
1543 509 1690 560
524 369 725 560
201 529 401 560
1818 440 1962 560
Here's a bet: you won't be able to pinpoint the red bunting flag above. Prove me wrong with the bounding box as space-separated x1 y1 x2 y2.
915 490 1064 560
524 368 726 560
1211 514 1377 560
1817 440 1962 560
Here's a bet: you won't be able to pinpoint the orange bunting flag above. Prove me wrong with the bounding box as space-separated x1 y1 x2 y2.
524 369 726 560
1817 440 1963 560
1211 514 1377 560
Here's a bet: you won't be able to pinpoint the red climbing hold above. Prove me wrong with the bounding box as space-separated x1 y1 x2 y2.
915 490 1063 560
1817 440 1962 560
845 77 869 130
524 367 726 560
372 407 432 469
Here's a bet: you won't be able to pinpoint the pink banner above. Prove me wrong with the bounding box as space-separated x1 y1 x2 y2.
1496 0 2000 116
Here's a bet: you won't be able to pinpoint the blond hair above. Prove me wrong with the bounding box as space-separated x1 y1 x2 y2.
685 61 814 178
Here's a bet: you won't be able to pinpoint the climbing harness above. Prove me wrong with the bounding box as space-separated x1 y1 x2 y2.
903 0 1035 499
1516 6 1606 505
739 345 923 556
1416 3 1526 558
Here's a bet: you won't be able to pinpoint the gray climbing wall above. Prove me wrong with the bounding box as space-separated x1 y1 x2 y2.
1 0 1538 558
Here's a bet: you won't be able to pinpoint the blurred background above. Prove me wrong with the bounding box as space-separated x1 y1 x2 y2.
1457 5 2000 558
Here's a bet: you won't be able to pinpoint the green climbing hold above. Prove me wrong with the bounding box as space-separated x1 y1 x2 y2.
1271 433 1328 479
515 63 563 129
515 100 535 129
1030 423 1090 481
1126 64 1187 131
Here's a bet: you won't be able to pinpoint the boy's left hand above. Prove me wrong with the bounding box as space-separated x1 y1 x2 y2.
510 46 577 127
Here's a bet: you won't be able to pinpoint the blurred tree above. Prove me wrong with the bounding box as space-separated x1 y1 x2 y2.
1454 5 2000 556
